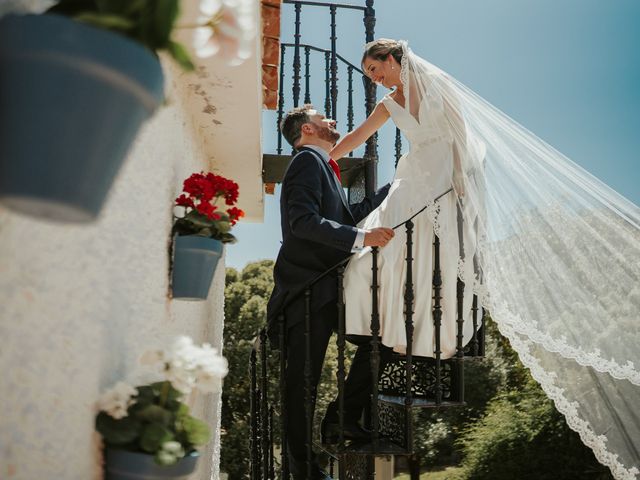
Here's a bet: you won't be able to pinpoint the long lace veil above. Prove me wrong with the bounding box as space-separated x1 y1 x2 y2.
397 40 640 479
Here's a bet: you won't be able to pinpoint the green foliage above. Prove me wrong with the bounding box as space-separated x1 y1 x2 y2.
448 322 614 480
173 212 238 244
221 260 276 479
95 380 211 466
455 379 613 480
47 0 195 70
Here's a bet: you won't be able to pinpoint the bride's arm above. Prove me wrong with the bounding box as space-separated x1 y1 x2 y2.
330 102 390 160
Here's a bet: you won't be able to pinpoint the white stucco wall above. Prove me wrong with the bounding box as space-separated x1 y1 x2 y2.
0 64 227 480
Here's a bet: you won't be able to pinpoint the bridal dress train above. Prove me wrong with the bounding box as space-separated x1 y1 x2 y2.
343 41 640 479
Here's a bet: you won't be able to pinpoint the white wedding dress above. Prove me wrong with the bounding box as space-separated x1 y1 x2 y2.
343 90 480 358
342 41 640 480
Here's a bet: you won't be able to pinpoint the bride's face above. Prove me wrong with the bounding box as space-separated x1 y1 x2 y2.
363 55 401 89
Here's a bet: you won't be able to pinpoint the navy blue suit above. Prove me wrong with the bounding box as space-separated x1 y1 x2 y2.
267 147 389 334
266 146 390 470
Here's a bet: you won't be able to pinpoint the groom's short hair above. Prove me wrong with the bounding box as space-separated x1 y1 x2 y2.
280 104 314 148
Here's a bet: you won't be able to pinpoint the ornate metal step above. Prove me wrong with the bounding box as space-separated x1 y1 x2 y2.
262 153 367 187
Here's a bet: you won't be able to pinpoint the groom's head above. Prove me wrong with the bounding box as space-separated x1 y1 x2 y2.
280 104 340 149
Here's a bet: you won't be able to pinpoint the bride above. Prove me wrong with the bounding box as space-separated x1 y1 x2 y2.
330 39 639 480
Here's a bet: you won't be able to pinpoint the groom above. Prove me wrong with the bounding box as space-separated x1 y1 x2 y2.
267 105 394 479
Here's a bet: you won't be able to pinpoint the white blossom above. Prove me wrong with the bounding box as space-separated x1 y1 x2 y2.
162 336 228 395
98 381 138 419
192 0 256 66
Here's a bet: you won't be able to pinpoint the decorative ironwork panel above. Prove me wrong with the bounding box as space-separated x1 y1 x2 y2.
348 169 366 204
340 453 373 480
378 356 455 401
378 401 407 449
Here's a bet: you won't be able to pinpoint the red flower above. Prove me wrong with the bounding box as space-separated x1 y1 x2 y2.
175 194 195 208
227 207 245 225
196 201 220 220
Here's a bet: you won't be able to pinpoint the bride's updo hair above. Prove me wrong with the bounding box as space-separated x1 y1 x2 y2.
361 38 403 67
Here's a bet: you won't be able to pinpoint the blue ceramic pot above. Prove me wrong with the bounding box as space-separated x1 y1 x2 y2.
105 448 199 480
172 235 224 300
0 14 164 222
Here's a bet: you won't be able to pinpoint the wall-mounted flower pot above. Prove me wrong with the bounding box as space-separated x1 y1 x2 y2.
0 14 164 222
171 235 223 301
105 448 199 480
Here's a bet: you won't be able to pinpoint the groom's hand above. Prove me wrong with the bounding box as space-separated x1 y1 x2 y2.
364 227 395 247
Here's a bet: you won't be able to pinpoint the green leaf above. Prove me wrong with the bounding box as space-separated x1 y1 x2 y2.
133 385 156 404
182 416 211 446
135 405 173 426
96 412 141 445
95 0 128 13
123 0 148 15
152 0 179 46
216 220 231 234
167 41 195 71
139 423 174 453
73 12 135 31
185 211 215 228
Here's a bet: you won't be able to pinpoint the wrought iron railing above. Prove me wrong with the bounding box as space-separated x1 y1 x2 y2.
253 1 486 477
249 187 487 478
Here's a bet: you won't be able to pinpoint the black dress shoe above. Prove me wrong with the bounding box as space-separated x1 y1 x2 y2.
321 417 371 444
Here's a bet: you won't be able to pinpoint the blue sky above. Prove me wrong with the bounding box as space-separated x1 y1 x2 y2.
227 0 640 270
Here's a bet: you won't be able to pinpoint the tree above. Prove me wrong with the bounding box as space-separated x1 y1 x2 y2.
220 261 275 479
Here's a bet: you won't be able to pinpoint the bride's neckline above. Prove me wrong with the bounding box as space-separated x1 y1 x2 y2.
385 90 424 125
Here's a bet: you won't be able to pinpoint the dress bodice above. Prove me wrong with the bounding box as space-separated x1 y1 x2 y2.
381 92 451 150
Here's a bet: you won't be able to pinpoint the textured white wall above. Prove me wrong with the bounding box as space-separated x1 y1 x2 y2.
0 65 227 480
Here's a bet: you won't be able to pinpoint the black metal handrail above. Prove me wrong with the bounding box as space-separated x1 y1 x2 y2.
283 0 367 11
281 43 364 75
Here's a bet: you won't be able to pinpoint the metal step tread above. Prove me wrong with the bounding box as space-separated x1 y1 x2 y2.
263 153 367 185
378 394 466 408
316 437 409 456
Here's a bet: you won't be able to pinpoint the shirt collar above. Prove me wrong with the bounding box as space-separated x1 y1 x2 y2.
301 144 330 163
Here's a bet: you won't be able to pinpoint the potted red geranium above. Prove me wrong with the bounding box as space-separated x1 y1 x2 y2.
171 172 244 300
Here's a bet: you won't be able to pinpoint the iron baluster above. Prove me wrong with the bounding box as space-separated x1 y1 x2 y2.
395 127 402 168
269 406 275 480
337 266 347 450
250 348 260 479
363 0 377 196
304 288 313 479
304 46 311 104
433 234 443 405
279 314 289 480
260 330 269 480
292 2 302 107
455 203 465 402
324 51 331 117
370 247 381 451
471 294 479 356
403 220 415 448
347 66 354 157
330 5 338 121
277 45 286 155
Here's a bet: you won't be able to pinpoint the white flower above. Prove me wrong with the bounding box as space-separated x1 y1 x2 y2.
193 0 256 66
162 336 228 395
162 441 185 457
98 382 138 419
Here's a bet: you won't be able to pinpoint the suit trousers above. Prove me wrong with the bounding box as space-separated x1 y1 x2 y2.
284 300 392 464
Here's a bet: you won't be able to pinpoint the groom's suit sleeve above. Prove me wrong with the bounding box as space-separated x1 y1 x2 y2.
285 152 359 252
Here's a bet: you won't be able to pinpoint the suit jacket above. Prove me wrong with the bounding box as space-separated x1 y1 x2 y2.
267 146 390 341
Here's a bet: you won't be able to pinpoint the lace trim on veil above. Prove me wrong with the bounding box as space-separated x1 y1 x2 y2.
497 320 640 480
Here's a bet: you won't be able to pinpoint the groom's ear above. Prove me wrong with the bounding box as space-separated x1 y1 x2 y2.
300 122 314 136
